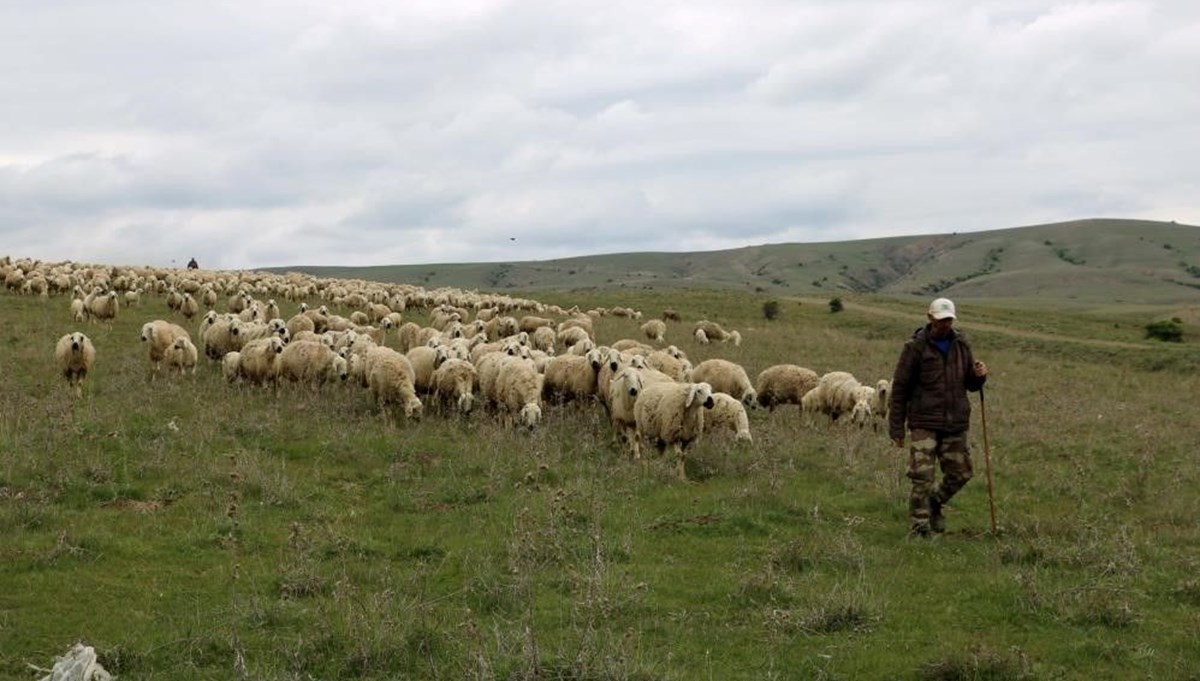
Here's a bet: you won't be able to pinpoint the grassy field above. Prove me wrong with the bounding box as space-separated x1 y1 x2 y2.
2 285 1200 680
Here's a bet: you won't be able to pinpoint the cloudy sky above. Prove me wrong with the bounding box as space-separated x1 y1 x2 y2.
2 1 1198 270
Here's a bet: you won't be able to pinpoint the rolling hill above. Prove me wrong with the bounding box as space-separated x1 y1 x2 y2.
269 218 1200 305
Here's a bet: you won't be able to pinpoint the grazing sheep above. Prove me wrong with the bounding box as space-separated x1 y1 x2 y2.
529 326 556 354
518 315 553 333
556 325 591 350
611 339 654 355
277 340 349 386
365 346 423 420
202 316 241 360
492 355 543 429
285 312 315 340
692 320 740 345
607 366 645 459
633 381 715 481
55 331 95 397
141 320 191 375
704 392 752 442
690 359 757 408
166 337 199 375
662 308 681 322
432 358 478 415
755 364 820 412
640 319 666 343
802 371 862 422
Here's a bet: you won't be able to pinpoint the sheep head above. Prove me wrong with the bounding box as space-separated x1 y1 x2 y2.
687 382 715 409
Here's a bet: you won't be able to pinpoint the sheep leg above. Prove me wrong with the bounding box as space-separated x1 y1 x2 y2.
674 444 688 482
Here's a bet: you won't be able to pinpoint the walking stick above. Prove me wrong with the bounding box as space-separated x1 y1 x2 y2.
979 386 997 534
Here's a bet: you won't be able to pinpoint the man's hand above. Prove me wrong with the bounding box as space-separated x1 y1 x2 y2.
973 360 988 377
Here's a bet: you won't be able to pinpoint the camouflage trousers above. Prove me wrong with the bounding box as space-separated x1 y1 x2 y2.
907 429 973 533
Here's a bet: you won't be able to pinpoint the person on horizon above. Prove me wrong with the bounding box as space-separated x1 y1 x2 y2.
889 297 988 537
186 257 199 270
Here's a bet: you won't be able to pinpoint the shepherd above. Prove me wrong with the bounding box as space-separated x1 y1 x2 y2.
186 257 199 270
889 297 988 537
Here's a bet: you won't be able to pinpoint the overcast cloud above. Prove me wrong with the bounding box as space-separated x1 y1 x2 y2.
2 1 1198 269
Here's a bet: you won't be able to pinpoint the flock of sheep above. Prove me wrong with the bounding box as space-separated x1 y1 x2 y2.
3 254 892 481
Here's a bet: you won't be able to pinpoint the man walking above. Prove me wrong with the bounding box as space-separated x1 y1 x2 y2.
889 298 988 537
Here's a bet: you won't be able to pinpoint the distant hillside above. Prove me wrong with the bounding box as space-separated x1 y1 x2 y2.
269 218 1200 305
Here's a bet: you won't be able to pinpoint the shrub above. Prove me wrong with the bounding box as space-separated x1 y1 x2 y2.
829 297 844 313
762 300 781 321
1145 320 1183 342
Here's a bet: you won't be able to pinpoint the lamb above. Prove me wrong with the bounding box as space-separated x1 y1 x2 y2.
432 358 478 415
640 319 667 343
55 332 96 397
139 320 190 374
491 355 543 429
689 359 757 408
365 346 423 420
542 349 602 405
277 340 349 386
166 337 199 375
755 364 820 412
704 392 752 443
633 381 715 481
607 366 645 459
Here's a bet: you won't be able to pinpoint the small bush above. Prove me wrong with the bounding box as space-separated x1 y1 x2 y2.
762 300 781 321
829 297 844 313
1145 320 1183 342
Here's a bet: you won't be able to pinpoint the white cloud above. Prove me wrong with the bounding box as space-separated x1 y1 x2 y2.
0 0 1197 269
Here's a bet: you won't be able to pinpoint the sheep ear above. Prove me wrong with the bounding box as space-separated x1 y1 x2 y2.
686 384 698 407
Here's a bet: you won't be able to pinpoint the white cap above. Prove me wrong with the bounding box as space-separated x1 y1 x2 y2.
928 298 956 320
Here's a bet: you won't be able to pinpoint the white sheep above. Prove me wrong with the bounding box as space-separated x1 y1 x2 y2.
432 358 478 415
166 337 199 375
55 331 95 397
692 320 740 345
633 381 715 481
69 297 86 323
222 351 242 383
755 364 820 412
365 346 423 420
277 340 349 386
542 349 602 406
640 319 666 343
704 392 752 443
803 371 861 422
140 320 191 375
556 325 591 350
492 355 543 429
236 336 285 385
607 366 645 459
406 345 451 394
689 358 757 408
646 350 691 382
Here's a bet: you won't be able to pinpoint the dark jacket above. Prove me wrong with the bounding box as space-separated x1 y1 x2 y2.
889 325 986 440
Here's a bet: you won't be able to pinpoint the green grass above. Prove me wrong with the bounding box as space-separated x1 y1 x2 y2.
3 285 1200 679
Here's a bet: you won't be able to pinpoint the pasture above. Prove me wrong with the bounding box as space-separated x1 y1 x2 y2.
2 282 1199 680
